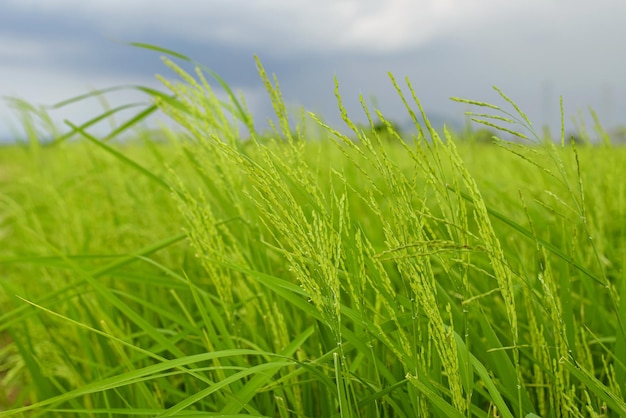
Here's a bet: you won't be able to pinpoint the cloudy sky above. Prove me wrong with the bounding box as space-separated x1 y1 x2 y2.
0 0 624 141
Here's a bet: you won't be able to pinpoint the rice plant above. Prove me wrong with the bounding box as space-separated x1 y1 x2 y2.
0 45 625 417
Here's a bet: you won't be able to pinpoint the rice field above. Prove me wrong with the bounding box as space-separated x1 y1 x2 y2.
1 50 625 417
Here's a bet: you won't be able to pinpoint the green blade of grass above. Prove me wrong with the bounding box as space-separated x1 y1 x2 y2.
101 104 159 142
156 362 295 417
64 120 177 194
0 233 186 332
220 326 315 414
563 359 626 416
451 186 605 285
0 349 278 417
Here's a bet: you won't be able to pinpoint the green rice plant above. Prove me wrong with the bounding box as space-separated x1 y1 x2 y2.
1 45 625 417
452 89 626 417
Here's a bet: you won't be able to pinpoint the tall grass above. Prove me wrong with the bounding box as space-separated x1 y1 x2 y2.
1 47 625 417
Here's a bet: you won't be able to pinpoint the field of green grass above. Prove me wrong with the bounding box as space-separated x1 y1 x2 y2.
1 51 625 417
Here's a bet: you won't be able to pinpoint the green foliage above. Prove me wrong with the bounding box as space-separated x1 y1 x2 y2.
1 47 625 417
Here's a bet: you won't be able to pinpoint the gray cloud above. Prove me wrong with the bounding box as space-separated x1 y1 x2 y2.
1 0 624 141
